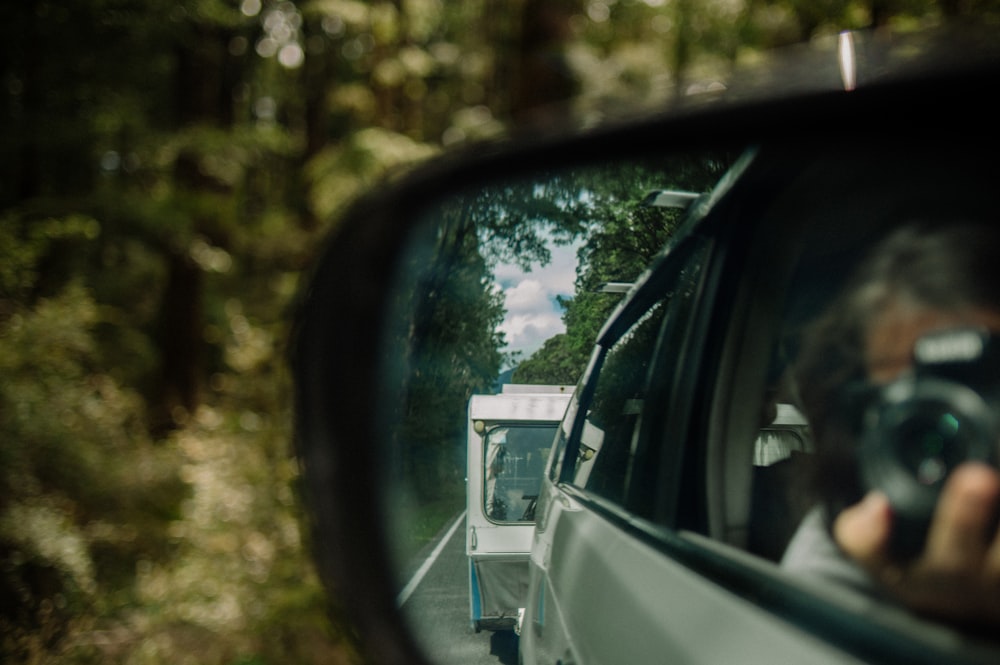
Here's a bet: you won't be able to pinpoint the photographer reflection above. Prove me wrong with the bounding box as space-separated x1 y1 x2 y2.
783 220 1000 628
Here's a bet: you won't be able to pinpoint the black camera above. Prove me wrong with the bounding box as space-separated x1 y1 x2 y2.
858 327 1000 559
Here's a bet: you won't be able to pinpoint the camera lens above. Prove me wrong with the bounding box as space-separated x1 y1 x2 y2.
891 408 968 487
857 341 1000 558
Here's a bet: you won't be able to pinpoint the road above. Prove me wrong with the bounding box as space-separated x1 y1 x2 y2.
398 511 519 665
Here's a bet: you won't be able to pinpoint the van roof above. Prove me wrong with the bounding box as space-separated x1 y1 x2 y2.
469 389 573 423
499 384 573 395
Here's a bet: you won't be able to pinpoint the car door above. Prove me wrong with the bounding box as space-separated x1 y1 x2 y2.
522 231 731 665
520 144 877 665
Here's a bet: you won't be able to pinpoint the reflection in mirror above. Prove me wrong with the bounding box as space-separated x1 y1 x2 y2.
483 425 554 523
376 148 739 660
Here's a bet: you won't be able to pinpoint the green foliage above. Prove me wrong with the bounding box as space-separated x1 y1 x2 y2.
513 332 587 385
1 0 993 662
513 154 734 385
305 128 439 224
0 215 101 303
394 202 508 504
0 278 188 656
388 476 465 568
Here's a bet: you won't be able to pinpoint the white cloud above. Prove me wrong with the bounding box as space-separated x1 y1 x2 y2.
504 279 549 311
500 292 565 356
496 242 580 360
496 243 578 294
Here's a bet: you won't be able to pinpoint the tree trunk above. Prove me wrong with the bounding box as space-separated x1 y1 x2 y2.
154 22 238 430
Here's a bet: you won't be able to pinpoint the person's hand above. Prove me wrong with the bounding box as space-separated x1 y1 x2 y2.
833 463 1000 627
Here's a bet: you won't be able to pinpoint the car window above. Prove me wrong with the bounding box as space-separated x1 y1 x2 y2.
568 299 666 504
627 240 712 523
547 385 581 483
566 238 711 515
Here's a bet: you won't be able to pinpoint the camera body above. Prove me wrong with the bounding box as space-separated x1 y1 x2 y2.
858 327 1000 559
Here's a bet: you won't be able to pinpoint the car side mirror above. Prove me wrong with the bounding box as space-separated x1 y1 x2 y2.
289 107 751 657
289 51 1000 663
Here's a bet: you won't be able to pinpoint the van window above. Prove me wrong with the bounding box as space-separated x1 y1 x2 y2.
483 424 557 522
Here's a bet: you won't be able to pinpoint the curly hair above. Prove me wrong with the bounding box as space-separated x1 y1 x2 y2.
793 220 1000 517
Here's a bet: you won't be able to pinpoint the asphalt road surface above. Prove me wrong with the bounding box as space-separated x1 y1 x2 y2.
399 511 519 665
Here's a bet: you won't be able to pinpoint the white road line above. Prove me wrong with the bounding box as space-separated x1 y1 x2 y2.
397 510 467 607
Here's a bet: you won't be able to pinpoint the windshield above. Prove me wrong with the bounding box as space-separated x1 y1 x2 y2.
483 425 556 522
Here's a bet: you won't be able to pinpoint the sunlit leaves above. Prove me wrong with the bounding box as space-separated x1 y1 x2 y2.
0 501 97 596
0 215 101 303
305 0 372 30
0 279 190 637
255 1 306 68
305 127 438 224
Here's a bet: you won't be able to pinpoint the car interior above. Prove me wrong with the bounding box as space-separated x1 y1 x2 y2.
537 130 1000 662
686 135 1000 657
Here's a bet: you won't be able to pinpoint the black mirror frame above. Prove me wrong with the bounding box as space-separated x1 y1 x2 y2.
289 56 1000 664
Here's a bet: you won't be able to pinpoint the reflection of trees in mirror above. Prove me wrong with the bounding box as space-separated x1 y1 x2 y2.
581 300 668 504
385 151 736 562
513 154 735 384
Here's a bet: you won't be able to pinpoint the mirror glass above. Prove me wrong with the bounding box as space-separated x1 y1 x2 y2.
349 118 1000 663
376 147 740 661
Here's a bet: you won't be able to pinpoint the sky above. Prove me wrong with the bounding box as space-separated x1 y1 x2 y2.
493 241 581 364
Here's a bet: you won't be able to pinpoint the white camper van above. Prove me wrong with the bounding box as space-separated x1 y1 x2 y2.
466 384 573 633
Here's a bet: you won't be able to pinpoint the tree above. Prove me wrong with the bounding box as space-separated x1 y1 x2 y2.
394 202 508 502
514 153 735 385
2 0 993 661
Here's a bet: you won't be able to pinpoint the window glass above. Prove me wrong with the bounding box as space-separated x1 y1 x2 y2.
609 241 711 523
548 394 580 482
569 301 667 505
483 424 557 522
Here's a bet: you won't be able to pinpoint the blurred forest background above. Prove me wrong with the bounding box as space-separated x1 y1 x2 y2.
1 0 988 663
